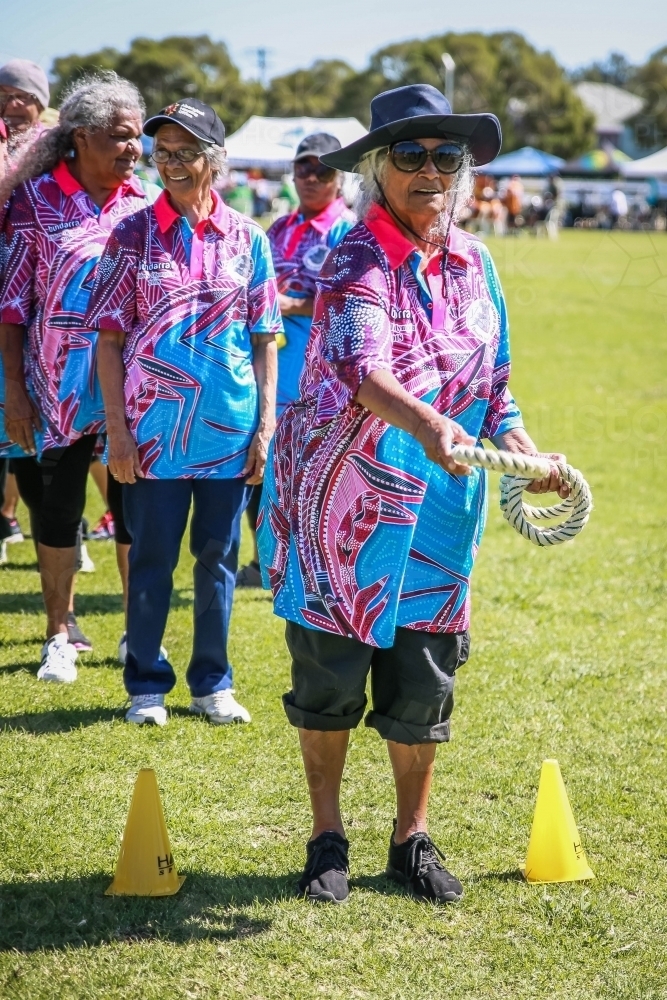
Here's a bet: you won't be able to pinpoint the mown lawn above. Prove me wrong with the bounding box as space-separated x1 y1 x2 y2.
0 230 666 999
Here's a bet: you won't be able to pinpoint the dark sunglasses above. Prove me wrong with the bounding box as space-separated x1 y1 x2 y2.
389 141 464 175
294 159 337 181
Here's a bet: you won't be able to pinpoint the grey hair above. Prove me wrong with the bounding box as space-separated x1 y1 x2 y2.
353 145 474 234
0 71 145 203
202 143 228 180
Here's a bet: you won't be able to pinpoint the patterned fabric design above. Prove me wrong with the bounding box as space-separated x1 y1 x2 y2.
258 216 524 648
267 198 355 414
85 198 283 479
0 168 150 453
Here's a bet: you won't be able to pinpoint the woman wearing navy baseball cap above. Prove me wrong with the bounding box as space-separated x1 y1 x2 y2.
88 99 282 727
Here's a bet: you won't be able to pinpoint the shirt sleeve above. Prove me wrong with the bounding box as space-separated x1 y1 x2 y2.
316 237 392 395
85 214 142 333
478 244 524 439
247 225 284 336
0 186 37 326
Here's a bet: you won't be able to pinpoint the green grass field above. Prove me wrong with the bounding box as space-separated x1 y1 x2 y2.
0 230 666 999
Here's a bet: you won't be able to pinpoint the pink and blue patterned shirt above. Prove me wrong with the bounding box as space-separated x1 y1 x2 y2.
267 197 355 413
259 203 524 647
0 161 156 454
86 190 283 479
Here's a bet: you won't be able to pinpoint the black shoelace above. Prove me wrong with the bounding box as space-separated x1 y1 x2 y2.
403 833 447 880
306 835 348 877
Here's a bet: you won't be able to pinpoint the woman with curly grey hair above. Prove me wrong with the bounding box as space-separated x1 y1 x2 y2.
0 71 157 681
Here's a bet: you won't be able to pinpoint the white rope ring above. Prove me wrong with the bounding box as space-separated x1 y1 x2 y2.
449 445 593 546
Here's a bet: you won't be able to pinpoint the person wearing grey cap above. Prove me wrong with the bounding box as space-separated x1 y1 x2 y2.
236 133 356 588
0 59 51 150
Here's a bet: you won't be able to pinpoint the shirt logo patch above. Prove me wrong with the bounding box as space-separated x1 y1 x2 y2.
465 298 499 343
302 244 329 273
226 254 254 284
45 219 81 234
177 104 206 120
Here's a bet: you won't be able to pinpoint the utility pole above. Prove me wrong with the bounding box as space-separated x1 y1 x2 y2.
441 53 455 110
245 47 272 87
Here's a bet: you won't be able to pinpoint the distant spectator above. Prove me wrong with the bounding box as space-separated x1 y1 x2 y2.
609 188 628 228
0 59 51 154
223 171 254 217
503 174 524 229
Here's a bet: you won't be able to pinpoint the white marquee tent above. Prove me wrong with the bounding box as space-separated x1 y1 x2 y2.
225 115 366 173
621 146 667 178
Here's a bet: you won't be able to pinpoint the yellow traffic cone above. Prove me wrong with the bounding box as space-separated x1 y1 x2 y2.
522 759 595 884
106 768 185 896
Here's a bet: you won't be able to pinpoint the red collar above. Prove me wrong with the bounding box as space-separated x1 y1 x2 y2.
364 202 472 270
283 197 347 259
153 188 230 235
52 160 145 204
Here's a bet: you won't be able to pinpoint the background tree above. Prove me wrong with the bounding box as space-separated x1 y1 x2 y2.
570 52 636 88
626 46 667 150
50 30 600 155
52 35 265 134
266 60 355 117
333 32 595 159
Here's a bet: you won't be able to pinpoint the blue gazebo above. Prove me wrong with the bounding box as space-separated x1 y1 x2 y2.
479 146 565 177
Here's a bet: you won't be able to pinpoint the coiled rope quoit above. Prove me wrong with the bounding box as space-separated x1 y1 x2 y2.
449 445 593 547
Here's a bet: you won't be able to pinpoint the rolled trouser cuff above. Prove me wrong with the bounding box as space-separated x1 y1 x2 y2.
365 710 451 745
282 691 366 731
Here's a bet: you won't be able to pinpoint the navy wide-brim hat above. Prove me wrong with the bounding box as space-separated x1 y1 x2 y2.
320 84 501 171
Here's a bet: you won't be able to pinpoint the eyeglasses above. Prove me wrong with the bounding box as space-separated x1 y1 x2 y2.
294 159 336 182
389 141 464 175
150 148 204 164
0 91 39 109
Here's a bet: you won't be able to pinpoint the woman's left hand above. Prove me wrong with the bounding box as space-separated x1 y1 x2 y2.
243 424 275 485
526 452 571 499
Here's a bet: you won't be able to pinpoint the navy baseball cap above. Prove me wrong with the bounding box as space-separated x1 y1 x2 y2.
144 99 225 146
294 133 341 162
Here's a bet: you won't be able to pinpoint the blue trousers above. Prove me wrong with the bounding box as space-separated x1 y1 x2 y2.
122 477 250 697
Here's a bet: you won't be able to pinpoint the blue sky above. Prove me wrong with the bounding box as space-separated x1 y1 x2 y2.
2 0 664 81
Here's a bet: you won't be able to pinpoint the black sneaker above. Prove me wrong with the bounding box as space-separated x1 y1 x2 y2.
67 613 93 652
298 831 349 904
386 823 463 903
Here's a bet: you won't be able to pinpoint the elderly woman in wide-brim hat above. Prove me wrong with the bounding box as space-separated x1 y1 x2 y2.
259 84 568 905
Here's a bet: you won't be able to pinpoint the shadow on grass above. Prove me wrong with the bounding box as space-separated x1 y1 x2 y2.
0 591 193 617
0 707 125 733
350 873 404 896
0 560 39 572
472 870 524 883
0 637 40 649
0 872 295 951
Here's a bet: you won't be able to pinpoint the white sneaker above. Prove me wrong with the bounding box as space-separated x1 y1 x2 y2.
38 634 78 683
79 543 95 573
0 540 7 566
125 693 167 726
190 690 251 725
118 633 168 666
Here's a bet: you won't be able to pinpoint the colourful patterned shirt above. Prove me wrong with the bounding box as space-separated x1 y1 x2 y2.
0 161 155 453
267 197 355 414
86 190 282 479
259 203 524 648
